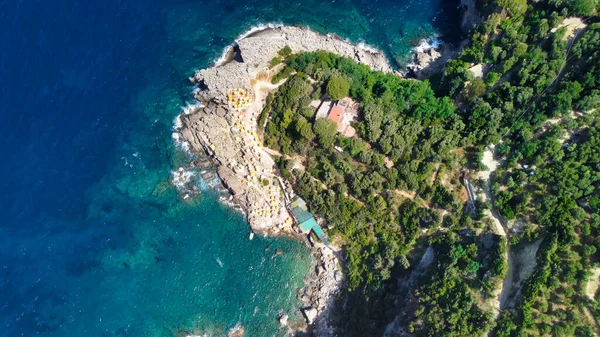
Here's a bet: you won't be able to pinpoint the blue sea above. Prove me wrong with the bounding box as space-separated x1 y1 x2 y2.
0 1 461 336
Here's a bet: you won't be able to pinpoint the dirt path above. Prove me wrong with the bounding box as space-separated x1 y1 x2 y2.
252 78 282 112
475 145 510 324
587 267 600 300
551 17 588 41
395 189 416 200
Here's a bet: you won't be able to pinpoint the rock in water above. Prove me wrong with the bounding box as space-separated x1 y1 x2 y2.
228 324 244 337
302 307 318 324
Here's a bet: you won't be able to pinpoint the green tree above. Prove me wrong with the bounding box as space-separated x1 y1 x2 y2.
570 0 598 15
278 45 292 57
295 117 316 141
326 76 350 100
552 0 598 15
313 118 338 147
486 72 501 86
499 0 527 16
465 78 487 102
363 103 384 142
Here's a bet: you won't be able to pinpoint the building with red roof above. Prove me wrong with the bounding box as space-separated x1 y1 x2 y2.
327 106 343 124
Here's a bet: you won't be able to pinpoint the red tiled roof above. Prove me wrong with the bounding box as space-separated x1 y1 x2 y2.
327 106 343 124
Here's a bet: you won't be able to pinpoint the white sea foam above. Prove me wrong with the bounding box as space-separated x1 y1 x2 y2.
357 41 381 54
324 32 383 55
211 46 234 67
228 323 243 335
181 101 204 115
172 102 204 153
406 35 444 70
171 167 195 189
412 35 442 53
173 114 182 130
235 22 284 41
171 132 191 154
197 177 210 191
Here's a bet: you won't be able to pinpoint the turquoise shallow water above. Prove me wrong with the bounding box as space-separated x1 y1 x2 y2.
0 0 461 336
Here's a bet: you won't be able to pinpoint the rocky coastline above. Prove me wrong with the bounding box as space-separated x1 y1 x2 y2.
174 25 394 335
406 0 481 79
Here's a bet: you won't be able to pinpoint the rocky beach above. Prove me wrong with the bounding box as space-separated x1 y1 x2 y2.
174 25 394 334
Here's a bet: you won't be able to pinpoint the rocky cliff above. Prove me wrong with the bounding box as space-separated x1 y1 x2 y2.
191 26 393 102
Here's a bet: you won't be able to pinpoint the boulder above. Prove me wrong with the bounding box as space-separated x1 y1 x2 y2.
279 314 289 326
302 307 318 324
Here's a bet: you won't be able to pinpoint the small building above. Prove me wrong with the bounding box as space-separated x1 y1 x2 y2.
289 197 315 231
326 97 359 137
311 225 329 245
315 100 333 120
288 196 329 244
327 106 344 124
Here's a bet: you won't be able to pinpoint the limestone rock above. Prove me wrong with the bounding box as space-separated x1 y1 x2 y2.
193 26 394 99
279 314 289 326
302 307 318 324
407 47 442 78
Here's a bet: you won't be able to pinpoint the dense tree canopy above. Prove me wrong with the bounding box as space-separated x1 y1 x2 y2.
259 2 600 334
499 0 528 16
326 75 350 100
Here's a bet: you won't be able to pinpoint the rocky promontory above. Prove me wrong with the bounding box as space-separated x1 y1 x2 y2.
173 25 393 335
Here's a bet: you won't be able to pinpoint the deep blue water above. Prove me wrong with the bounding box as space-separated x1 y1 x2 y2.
0 1 461 336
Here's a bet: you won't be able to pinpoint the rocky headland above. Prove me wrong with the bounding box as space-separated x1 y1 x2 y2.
178 25 392 235
174 25 394 335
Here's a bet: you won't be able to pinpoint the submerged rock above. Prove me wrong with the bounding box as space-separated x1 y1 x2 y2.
228 324 244 337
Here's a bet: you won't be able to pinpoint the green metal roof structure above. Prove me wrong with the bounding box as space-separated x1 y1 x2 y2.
289 197 314 226
289 196 330 245
299 217 318 232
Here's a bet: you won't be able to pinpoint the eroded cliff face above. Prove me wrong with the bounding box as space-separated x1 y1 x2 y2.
460 0 483 34
406 0 482 79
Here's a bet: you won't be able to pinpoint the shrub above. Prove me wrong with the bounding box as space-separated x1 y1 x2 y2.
269 57 281 69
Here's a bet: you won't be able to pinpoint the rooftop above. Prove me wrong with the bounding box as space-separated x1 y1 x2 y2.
327 106 344 124
290 197 314 224
315 100 332 120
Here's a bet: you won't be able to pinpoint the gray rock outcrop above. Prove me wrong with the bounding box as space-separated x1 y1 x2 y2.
191 26 393 101
302 307 318 325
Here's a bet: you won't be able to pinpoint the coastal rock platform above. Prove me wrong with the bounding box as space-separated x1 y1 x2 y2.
176 25 393 335
191 26 393 102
